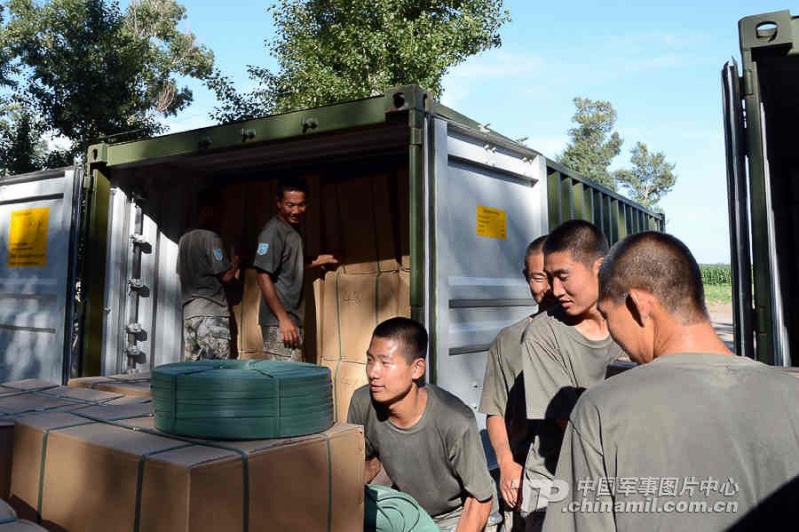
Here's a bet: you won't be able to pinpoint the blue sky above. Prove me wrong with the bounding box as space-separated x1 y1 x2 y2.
168 0 792 264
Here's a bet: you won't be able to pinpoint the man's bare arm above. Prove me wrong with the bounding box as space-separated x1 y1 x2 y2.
486 415 523 508
455 496 492 532
218 256 241 284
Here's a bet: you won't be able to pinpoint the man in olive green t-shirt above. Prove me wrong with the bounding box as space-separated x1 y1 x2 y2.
545 232 799 531
479 235 557 531
520 221 623 526
348 317 498 531
253 178 338 361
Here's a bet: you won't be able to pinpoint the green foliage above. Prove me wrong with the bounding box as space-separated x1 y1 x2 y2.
0 0 214 163
211 0 509 121
703 283 732 306
0 98 49 176
557 97 623 190
700 264 732 286
558 97 677 210
614 141 676 211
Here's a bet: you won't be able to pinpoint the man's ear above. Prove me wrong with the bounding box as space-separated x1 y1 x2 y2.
411 358 426 380
627 289 652 327
592 257 604 275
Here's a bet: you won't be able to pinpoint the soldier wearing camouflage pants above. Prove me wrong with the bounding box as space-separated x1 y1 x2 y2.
254 178 338 362
177 189 240 361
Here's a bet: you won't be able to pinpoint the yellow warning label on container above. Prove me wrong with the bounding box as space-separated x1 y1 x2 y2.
8 207 50 268
476 205 507 240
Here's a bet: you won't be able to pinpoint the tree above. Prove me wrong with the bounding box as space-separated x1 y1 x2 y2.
614 141 676 211
0 99 49 176
211 0 509 120
557 97 623 189
1 0 214 162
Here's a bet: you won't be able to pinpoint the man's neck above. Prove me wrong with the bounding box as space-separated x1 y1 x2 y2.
387 385 427 429
563 305 609 341
655 320 733 358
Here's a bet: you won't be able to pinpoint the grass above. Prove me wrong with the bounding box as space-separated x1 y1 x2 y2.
704 284 732 306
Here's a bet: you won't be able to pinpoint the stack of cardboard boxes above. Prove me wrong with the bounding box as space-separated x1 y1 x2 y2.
0 378 365 531
67 373 153 397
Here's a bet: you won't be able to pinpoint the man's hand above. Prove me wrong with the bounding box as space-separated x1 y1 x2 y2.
308 253 340 270
499 459 524 509
279 317 300 348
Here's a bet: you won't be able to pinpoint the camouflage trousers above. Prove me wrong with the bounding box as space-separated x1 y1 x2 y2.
183 316 231 361
261 326 304 362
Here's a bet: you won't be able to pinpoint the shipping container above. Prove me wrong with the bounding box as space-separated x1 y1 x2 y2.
0 85 663 434
722 10 799 365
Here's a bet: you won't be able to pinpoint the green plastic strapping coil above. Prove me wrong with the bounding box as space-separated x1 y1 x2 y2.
152 360 334 440
364 485 439 532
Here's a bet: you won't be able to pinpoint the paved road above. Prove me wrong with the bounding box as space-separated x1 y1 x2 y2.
711 312 735 352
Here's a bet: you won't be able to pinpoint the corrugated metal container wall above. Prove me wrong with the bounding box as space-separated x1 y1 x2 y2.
545 160 664 242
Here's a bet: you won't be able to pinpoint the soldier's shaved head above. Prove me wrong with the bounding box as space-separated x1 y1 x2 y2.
599 231 708 324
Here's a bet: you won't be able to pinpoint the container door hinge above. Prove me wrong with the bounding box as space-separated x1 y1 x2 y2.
130 234 152 253
125 345 143 358
128 278 147 292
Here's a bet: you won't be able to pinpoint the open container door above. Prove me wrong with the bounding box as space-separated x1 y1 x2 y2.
736 10 798 366
427 111 548 460
0 167 83 383
721 59 754 359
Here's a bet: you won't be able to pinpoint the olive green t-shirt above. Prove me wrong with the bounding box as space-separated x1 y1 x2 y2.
348 384 496 520
176 228 231 318
252 216 305 327
545 353 799 532
479 316 537 464
521 310 623 500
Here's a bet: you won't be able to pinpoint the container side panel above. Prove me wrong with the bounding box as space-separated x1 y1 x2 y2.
545 160 664 243
0 169 77 382
432 121 547 438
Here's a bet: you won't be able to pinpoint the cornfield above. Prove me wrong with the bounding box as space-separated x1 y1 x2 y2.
700 264 732 286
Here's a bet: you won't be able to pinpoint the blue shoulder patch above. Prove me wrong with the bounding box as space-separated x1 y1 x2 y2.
213 248 224 261
257 243 269 256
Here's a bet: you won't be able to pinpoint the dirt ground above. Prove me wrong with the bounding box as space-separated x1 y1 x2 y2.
707 301 735 351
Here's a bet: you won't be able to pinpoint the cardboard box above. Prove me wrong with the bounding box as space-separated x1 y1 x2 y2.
0 386 145 502
10 409 364 532
67 374 152 398
321 272 400 364
399 269 411 318
334 361 368 424
0 381 58 395
313 277 325 364
233 268 264 357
